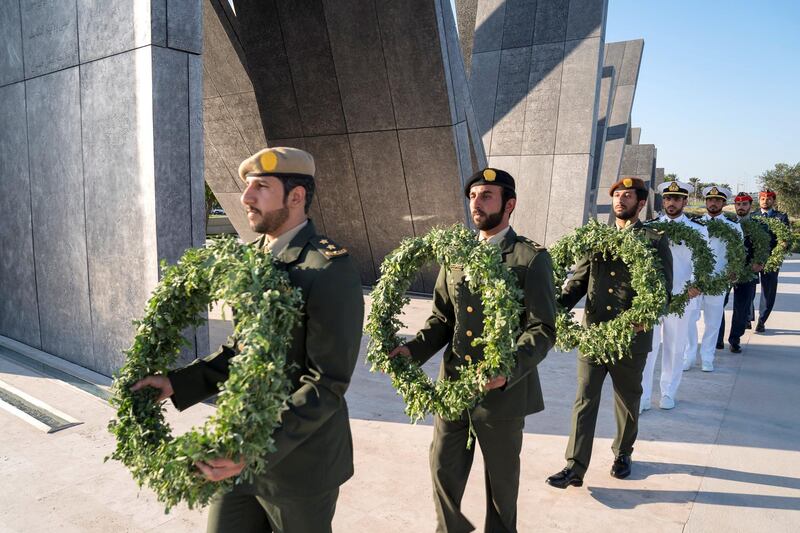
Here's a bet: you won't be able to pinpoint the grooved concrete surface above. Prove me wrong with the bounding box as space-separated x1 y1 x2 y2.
0 1 207 375
1 257 799 532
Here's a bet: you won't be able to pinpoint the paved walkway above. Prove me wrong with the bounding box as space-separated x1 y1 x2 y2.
1 257 799 532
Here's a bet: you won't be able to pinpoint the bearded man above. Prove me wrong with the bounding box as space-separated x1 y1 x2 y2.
132 147 364 533
390 168 557 533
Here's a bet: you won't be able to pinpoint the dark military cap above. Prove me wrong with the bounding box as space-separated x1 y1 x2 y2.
608 176 647 196
464 168 516 197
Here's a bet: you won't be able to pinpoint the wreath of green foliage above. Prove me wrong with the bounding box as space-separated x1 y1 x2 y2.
705 218 748 292
759 216 794 272
549 220 668 364
738 218 771 280
365 224 522 423
645 221 715 313
107 237 302 511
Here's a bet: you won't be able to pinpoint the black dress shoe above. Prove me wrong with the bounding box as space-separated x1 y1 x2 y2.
730 343 742 353
610 455 632 479
546 468 583 489
716 341 724 350
755 323 765 333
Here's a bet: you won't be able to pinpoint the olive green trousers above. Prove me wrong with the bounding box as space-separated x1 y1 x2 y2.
430 415 525 533
565 351 648 477
206 484 339 533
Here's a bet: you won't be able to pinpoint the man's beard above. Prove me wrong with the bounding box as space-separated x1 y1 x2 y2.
664 204 684 217
472 207 504 231
249 205 290 234
614 202 639 221
707 204 722 216
736 207 750 217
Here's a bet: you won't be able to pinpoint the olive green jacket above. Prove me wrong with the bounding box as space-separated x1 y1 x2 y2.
404 228 557 421
167 220 364 498
558 220 673 355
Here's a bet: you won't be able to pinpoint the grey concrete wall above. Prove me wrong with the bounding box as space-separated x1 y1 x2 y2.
0 1 207 375
202 0 485 291
588 64 615 217
468 0 609 245
619 144 657 219
654 167 665 213
594 39 644 223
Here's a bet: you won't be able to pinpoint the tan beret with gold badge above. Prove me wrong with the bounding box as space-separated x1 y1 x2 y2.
238 147 316 182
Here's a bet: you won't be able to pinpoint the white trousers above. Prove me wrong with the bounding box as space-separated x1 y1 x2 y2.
683 294 726 366
642 311 693 403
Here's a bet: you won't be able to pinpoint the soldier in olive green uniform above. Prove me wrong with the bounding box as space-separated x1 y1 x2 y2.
546 177 673 488
132 148 364 533
392 168 557 533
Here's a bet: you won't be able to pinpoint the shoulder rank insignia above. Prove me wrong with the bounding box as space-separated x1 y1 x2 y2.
314 236 348 258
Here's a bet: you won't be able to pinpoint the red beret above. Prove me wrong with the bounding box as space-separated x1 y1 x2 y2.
734 192 753 202
759 190 776 199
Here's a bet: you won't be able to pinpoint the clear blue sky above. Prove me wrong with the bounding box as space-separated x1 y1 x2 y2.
606 0 800 192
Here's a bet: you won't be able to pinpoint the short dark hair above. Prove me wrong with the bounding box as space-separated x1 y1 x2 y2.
635 188 648 202
279 175 315 213
501 187 516 213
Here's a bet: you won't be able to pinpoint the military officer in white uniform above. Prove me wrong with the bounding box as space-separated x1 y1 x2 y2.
683 186 744 372
641 181 709 412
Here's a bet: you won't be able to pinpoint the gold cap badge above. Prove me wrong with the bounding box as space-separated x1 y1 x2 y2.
669 182 680 192
483 169 496 181
710 186 719 195
623 178 633 187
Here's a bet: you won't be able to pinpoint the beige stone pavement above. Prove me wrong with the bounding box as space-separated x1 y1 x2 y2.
1 257 799 532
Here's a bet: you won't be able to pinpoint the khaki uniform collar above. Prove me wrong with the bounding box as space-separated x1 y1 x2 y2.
274 219 317 265
266 219 308 256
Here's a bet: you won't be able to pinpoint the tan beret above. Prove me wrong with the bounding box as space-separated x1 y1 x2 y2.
609 176 647 196
238 147 316 182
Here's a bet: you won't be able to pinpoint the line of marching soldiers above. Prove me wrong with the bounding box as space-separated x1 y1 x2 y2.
641 183 790 414
132 147 791 533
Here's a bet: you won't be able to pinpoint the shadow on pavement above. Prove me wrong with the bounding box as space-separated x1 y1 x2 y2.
587 486 800 510
625 461 800 490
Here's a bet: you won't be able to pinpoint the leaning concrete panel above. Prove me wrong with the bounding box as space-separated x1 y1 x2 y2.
20 0 79 78
0 82 41 348
588 65 615 216
470 0 608 244
619 143 656 218
203 0 484 288
0 1 24 86
594 39 644 222
26 68 95 368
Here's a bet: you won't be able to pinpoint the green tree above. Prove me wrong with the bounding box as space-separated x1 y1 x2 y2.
688 177 701 203
663 173 678 182
759 162 800 217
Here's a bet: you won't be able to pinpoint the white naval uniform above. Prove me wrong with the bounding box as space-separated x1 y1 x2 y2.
642 213 709 406
683 214 744 368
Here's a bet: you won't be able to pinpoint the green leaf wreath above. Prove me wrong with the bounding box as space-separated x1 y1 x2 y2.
550 220 668 364
705 218 748 293
758 216 794 272
365 224 522 423
645 221 715 314
739 218 771 280
107 237 302 511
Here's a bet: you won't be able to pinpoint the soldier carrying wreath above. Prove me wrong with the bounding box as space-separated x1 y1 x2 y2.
390 168 557 533
546 176 673 489
131 147 364 533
